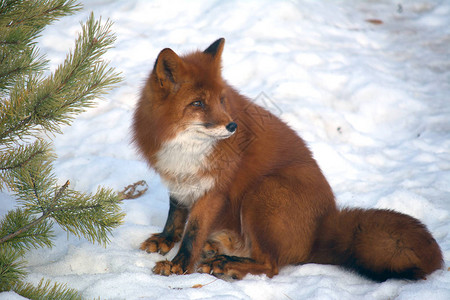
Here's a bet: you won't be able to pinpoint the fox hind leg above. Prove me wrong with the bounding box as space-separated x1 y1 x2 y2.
201 229 250 259
198 230 278 279
198 255 278 279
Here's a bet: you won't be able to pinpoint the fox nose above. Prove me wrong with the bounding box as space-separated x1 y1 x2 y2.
226 122 237 133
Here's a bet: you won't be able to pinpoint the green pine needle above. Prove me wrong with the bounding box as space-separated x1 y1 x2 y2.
0 247 27 292
0 0 82 93
0 208 54 251
0 10 122 144
13 278 82 300
51 187 125 246
0 0 124 297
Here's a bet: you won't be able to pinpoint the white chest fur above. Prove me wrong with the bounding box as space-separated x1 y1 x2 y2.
154 130 216 206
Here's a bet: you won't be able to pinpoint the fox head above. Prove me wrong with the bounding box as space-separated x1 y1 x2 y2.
144 38 237 143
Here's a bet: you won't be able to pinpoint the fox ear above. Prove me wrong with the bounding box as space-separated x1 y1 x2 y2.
153 48 184 91
204 38 225 60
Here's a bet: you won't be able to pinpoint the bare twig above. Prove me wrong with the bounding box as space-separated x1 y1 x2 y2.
191 278 218 289
118 180 148 200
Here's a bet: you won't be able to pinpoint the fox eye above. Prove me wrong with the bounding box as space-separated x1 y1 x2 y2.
220 96 225 104
190 100 204 107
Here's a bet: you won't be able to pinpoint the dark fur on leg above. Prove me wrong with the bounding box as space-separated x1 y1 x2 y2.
141 197 188 255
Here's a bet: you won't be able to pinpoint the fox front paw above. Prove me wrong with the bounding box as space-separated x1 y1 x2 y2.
140 234 174 255
153 260 184 276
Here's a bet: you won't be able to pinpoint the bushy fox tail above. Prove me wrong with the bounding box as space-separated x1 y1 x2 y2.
308 208 443 282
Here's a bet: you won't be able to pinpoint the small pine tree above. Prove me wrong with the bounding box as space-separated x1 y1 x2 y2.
0 0 124 298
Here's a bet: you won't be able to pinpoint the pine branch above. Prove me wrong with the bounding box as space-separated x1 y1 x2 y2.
0 11 122 144
0 0 81 92
0 181 124 248
0 247 27 291
51 187 125 246
0 140 50 172
8 150 57 211
13 278 82 300
1 247 81 298
0 181 68 252
0 208 54 251
0 46 46 92
0 1 124 297
3 0 82 29
0 140 52 190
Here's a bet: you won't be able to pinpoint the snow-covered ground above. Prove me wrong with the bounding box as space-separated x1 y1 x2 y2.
1 0 450 299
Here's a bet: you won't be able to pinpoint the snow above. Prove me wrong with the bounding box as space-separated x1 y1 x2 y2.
1 0 450 299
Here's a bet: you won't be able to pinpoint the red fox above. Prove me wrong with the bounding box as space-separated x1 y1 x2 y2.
133 38 443 281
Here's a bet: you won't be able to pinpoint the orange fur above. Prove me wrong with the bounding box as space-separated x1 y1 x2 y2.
133 38 443 281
